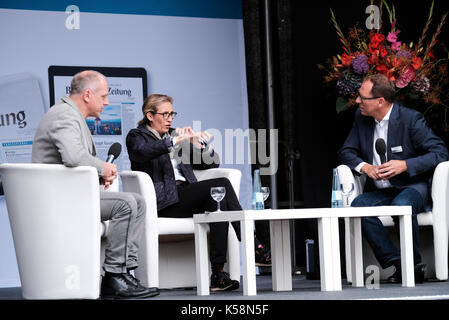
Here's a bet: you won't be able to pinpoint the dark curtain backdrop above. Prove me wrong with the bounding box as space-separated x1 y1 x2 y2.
242 0 449 272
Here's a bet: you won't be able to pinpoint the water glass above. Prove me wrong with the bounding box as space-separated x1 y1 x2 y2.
261 187 270 202
340 183 354 206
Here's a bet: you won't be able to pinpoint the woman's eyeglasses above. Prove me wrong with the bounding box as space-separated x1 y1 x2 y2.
150 111 177 119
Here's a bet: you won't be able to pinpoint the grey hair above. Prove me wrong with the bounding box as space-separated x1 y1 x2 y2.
70 70 106 95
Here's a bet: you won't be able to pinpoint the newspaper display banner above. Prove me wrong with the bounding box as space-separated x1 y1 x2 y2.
0 73 46 164
52 73 145 172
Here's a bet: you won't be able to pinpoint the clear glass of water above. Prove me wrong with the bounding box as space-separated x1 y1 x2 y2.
210 187 226 212
340 183 354 206
261 187 270 202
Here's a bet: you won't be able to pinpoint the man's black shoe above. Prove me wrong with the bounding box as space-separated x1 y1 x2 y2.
386 263 427 284
123 272 160 296
386 267 401 283
101 272 159 299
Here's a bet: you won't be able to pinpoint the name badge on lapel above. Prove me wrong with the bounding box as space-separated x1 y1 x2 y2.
391 146 403 153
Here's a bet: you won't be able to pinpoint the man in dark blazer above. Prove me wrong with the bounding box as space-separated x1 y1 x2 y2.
338 74 449 283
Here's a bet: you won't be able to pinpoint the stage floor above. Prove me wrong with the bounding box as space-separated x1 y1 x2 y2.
1 274 449 300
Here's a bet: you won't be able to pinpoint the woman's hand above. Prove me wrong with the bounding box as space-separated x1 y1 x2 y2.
173 127 213 149
173 126 195 145
191 131 213 149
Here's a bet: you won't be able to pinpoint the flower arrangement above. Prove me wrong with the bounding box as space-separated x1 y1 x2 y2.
319 0 449 132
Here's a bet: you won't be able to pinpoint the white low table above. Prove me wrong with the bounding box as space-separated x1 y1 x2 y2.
193 206 413 296
337 206 415 288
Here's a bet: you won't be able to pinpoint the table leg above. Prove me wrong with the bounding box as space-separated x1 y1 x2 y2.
344 217 352 283
241 219 257 295
269 220 292 291
318 217 339 291
349 217 364 287
399 214 415 287
194 223 210 295
330 216 342 290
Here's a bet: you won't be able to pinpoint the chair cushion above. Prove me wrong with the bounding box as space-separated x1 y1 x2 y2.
158 217 195 235
101 217 200 237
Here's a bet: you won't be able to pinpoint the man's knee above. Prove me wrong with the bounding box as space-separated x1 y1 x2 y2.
131 193 146 210
361 216 382 227
216 177 232 189
350 191 392 208
390 197 413 207
113 192 139 217
391 188 423 214
131 193 146 219
351 194 368 207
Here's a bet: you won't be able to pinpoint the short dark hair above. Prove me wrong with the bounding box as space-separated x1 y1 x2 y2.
365 74 396 103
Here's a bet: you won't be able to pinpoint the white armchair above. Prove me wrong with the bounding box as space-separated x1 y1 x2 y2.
337 161 449 281
120 168 241 289
0 163 102 299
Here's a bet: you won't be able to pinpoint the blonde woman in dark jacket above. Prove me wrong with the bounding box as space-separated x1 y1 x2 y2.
127 94 253 291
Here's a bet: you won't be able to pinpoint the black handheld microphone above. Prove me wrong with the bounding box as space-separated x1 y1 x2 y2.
375 138 387 164
106 142 122 163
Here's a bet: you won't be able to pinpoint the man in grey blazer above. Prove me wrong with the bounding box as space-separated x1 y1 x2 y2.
32 70 158 299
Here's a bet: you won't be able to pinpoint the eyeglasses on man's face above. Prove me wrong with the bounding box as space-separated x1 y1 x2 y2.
358 93 382 101
150 111 178 119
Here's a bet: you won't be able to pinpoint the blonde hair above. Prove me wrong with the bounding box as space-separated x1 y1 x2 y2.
138 94 173 126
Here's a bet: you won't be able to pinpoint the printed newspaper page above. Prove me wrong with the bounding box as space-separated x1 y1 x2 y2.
0 73 46 164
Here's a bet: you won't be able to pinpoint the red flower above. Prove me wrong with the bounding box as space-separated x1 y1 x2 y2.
341 53 352 67
376 65 389 74
369 33 385 48
368 54 379 65
380 46 388 58
368 43 377 55
412 56 422 70
386 69 395 81
427 50 435 60
391 56 398 68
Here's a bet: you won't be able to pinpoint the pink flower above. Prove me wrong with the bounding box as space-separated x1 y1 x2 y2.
395 65 416 88
387 30 401 43
387 30 402 51
392 41 402 51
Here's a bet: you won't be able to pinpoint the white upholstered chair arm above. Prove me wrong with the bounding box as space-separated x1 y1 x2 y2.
120 170 159 223
431 161 449 236
0 163 102 299
336 164 362 206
